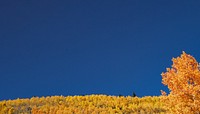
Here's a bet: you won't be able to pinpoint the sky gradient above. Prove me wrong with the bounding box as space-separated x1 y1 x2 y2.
1 0 200 100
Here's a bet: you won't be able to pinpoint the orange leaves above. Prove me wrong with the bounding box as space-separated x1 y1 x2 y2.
161 51 200 114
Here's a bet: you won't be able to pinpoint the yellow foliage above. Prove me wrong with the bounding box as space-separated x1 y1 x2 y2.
0 95 167 114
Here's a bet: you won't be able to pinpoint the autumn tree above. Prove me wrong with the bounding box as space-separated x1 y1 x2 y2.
161 52 200 114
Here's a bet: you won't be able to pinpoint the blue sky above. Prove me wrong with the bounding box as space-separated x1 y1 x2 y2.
1 0 200 100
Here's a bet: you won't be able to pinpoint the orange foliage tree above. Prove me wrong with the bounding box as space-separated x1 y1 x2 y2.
161 52 200 113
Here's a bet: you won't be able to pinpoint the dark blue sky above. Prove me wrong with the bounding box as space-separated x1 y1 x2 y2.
1 0 200 100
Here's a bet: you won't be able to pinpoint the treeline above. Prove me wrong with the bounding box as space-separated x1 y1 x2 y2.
0 95 167 114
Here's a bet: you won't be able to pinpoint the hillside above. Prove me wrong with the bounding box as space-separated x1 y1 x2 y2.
0 95 168 114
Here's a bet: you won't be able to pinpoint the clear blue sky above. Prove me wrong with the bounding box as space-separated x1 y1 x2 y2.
1 0 200 100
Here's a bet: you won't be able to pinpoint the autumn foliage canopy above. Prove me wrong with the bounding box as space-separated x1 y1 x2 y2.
161 52 200 113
